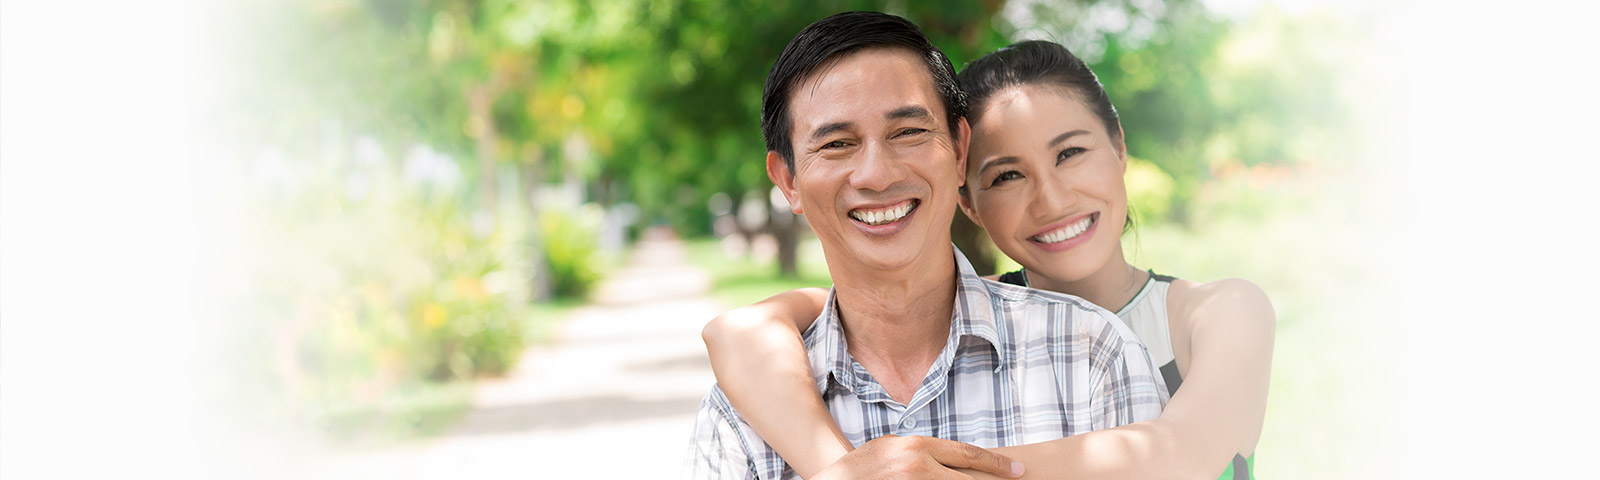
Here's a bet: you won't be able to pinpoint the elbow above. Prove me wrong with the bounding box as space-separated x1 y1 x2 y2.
701 314 732 348
701 308 764 349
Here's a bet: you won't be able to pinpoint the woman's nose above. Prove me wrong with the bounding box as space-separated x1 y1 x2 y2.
1031 170 1079 214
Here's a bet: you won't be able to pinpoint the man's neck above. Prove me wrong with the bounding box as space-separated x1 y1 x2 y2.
829 247 958 405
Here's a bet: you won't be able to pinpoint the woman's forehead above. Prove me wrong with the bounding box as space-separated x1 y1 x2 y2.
971 86 1103 143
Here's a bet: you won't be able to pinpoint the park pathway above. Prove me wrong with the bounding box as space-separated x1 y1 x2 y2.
295 228 723 478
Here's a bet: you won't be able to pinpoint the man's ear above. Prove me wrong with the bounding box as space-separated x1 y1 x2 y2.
766 151 803 214
957 186 984 229
954 117 972 189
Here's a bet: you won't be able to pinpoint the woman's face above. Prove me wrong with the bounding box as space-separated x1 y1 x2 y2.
960 85 1128 283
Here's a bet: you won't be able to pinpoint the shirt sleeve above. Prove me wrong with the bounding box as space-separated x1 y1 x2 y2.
682 393 757 480
1087 329 1168 430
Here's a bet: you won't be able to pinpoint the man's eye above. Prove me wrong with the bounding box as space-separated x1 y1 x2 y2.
989 171 1023 187
897 128 929 137
822 140 848 150
1057 147 1087 163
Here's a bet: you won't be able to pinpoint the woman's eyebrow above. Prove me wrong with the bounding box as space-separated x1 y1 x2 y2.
1049 130 1090 147
978 156 1019 175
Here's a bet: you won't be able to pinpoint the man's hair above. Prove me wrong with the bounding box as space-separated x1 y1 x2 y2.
760 11 966 173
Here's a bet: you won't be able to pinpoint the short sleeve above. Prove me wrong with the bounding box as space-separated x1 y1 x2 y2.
1088 328 1167 430
683 393 757 480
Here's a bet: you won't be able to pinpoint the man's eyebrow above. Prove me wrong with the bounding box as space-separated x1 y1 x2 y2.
886 106 934 121
1049 130 1091 146
809 121 854 142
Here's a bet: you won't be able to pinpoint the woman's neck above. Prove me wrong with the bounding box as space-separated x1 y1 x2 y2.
1027 247 1148 313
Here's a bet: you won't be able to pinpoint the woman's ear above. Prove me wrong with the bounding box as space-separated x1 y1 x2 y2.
766 151 803 214
1114 123 1128 161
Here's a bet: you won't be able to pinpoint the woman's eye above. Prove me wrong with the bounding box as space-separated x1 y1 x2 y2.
989 171 1023 187
1057 147 1087 163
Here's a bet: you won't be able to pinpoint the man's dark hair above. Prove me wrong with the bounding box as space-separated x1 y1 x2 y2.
760 11 966 173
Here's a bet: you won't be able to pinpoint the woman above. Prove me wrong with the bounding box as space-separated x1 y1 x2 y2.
702 40 1275 480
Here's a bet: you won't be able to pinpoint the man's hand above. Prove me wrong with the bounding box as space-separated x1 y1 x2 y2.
809 435 1024 480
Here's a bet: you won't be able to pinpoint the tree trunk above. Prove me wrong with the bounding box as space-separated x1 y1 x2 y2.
522 148 552 302
772 209 799 278
951 209 996 276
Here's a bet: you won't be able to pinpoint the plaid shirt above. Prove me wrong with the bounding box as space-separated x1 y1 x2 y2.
684 248 1169 479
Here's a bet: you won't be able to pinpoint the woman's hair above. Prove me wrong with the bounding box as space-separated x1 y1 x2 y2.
956 40 1121 145
956 40 1135 235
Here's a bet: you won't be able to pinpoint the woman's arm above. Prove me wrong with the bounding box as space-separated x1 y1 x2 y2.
967 278 1276 479
703 289 1028 479
700 288 847 478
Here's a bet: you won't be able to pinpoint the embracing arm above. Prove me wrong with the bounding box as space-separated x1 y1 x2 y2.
703 289 1028 479
700 288 847 478
969 278 1276 480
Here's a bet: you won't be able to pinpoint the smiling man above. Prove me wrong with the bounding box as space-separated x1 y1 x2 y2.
684 12 1167 480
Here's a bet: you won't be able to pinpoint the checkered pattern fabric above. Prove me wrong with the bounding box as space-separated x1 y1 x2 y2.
683 248 1168 479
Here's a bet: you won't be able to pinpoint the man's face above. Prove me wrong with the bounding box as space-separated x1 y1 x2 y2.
769 47 969 275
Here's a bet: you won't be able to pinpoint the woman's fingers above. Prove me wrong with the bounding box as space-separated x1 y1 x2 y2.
920 436 1025 478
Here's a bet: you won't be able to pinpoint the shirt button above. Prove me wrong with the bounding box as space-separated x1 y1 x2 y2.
901 417 917 429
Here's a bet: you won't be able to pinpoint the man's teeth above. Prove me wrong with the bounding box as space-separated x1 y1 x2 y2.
1033 216 1095 244
850 202 914 226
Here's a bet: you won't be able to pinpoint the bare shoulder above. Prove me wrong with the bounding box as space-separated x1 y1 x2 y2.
1169 277 1276 332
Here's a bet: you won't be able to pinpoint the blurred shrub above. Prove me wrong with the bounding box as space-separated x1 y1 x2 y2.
538 205 604 299
240 164 531 437
1125 156 1176 223
1189 161 1314 225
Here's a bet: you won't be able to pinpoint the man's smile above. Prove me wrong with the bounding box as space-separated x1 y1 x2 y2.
848 199 918 226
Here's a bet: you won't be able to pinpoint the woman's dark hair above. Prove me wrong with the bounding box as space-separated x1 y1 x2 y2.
957 40 1135 235
761 11 966 174
957 40 1121 145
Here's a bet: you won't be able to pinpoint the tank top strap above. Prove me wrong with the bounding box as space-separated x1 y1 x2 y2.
997 269 1028 287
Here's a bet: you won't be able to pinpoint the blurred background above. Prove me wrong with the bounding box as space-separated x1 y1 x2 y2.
4 0 1598 479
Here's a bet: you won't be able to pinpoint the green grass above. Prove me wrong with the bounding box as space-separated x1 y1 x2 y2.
684 237 832 310
527 296 587 344
310 379 477 447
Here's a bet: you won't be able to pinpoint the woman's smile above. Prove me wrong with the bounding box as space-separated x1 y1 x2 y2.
1028 212 1098 252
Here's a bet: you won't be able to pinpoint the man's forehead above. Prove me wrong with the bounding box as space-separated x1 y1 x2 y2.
787 47 944 124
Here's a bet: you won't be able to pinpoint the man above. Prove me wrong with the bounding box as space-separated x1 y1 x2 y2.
685 12 1166 479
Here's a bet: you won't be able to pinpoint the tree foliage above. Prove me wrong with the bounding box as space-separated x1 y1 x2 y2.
226 0 1362 273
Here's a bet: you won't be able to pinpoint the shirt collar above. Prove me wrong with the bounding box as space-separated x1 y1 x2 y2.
803 245 1009 396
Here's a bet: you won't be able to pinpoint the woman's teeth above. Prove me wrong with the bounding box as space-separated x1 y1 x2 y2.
850 201 915 226
1033 215 1095 244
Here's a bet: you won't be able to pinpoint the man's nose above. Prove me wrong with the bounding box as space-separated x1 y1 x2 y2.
849 141 909 192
